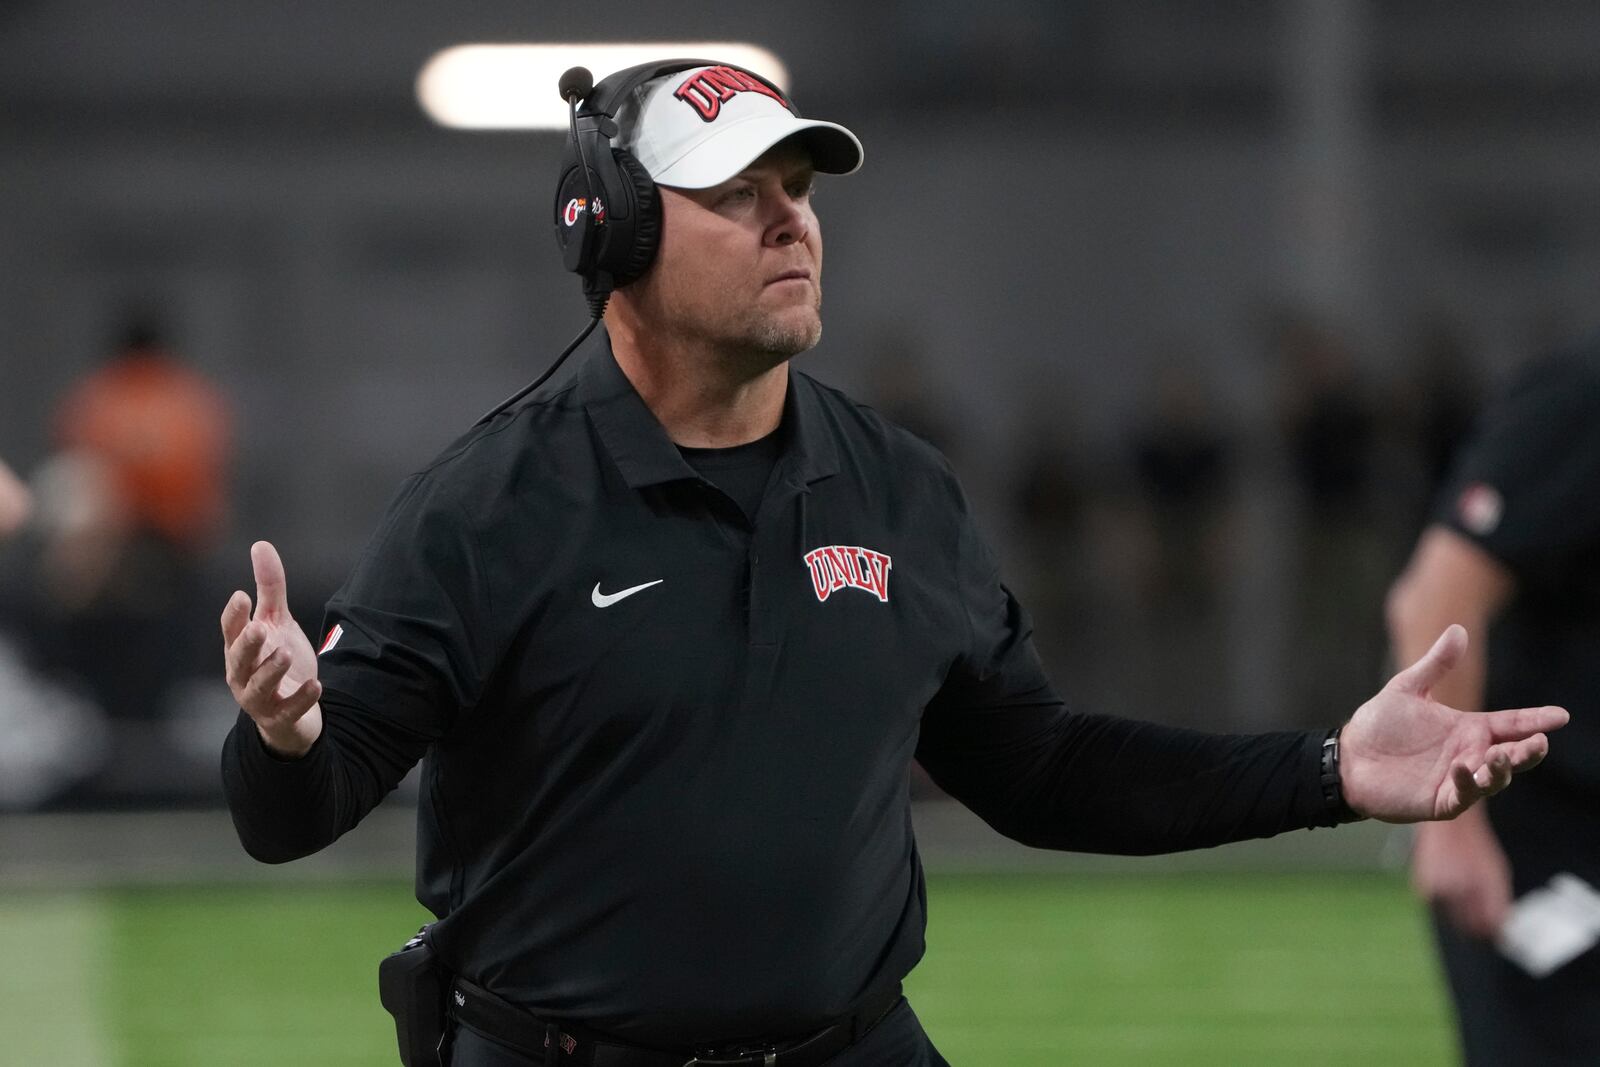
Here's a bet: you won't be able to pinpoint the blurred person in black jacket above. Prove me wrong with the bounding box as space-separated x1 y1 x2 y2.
1389 337 1600 1066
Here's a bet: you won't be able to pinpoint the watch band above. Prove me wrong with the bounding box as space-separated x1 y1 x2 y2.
1320 726 1362 824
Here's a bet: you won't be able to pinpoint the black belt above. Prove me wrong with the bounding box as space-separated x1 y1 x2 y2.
447 978 902 1067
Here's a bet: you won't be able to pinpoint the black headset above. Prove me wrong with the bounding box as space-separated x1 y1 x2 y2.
475 59 791 426
552 58 794 310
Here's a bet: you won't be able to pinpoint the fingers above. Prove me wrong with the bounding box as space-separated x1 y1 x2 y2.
225 617 278 700
1488 735 1549 776
1450 762 1483 811
227 619 322 722
239 646 321 717
1471 749 1514 795
226 619 289 698
1483 705 1570 741
1450 736 1549 815
220 589 252 648
281 676 323 721
1390 623 1467 696
225 621 270 694
241 645 293 707
251 540 290 619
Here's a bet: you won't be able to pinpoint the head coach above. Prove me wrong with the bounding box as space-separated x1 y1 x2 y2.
220 59 1568 1066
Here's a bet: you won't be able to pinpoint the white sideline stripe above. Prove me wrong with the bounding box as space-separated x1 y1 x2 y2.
0 892 112 1062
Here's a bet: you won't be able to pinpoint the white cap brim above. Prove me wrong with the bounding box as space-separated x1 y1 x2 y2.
649 114 864 189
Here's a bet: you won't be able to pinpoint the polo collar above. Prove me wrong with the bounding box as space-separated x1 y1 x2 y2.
782 368 842 487
576 325 841 491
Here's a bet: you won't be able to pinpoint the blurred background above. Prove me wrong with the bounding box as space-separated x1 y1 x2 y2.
3 1 1598 1062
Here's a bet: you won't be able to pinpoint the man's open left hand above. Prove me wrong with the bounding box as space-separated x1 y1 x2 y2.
1339 624 1567 823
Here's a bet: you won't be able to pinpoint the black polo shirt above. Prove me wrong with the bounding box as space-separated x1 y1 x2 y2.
224 327 1337 1047
1434 341 1600 877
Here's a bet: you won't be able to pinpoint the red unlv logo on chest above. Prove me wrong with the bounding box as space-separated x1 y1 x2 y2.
804 545 892 604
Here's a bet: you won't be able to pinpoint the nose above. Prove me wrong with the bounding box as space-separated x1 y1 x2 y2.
765 197 810 248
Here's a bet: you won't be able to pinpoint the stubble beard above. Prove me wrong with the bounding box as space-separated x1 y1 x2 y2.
750 300 823 360
696 289 823 379
639 272 823 375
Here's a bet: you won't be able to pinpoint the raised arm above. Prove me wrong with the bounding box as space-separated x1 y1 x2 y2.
916 461 1564 857
219 477 489 863
1384 526 1517 937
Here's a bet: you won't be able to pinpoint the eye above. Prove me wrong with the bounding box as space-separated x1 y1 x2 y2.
787 177 816 201
718 185 757 207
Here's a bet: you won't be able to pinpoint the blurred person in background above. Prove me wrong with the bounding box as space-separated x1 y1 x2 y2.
0 457 31 537
1395 316 1483 497
1128 355 1237 727
222 60 1568 1067
1009 399 1172 727
860 322 957 462
1008 403 1113 708
1131 359 1234 615
54 316 232 553
0 455 110 809
0 315 233 806
1270 309 1391 727
1388 335 1600 1066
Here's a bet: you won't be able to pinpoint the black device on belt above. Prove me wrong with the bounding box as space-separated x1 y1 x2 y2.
378 924 449 1067
448 977 903 1067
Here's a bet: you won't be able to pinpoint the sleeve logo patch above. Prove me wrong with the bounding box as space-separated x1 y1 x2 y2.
318 623 344 655
803 545 892 603
1456 482 1504 536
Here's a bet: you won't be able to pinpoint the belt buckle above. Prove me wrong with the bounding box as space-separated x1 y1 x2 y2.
682 1048 778 1067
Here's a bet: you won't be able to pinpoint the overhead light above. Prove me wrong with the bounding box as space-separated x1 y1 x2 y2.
417 43 790 130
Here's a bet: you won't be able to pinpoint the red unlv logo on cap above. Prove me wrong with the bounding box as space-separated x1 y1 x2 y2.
673 66 791 123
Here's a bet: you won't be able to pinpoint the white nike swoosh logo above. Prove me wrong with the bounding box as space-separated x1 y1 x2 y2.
591 579 664 608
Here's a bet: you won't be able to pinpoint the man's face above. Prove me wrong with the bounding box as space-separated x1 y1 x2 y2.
629 140 823 364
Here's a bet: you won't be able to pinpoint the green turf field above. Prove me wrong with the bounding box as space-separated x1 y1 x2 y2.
3 871 1457 1065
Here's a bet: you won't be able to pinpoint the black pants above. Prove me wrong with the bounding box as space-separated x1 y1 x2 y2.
1431 787 1600 1065
448 998 951 1067
1432 910 1600 1066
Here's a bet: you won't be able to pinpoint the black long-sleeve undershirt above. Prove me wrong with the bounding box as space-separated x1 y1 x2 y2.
224 692 1336 866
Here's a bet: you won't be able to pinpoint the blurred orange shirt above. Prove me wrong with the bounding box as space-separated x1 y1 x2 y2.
55 349 232 547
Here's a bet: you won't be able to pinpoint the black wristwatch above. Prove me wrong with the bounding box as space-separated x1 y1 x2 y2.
1320 726 1362 824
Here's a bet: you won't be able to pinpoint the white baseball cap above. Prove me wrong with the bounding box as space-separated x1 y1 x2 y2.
615 64 864 189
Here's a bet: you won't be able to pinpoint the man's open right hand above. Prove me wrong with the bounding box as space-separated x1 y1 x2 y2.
221 540 323 758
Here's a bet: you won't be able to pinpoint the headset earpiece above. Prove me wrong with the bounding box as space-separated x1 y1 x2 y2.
553 157 598 278
553 58 730 304
609 150 660 287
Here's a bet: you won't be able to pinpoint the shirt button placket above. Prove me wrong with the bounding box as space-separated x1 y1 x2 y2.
743 528 779 706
